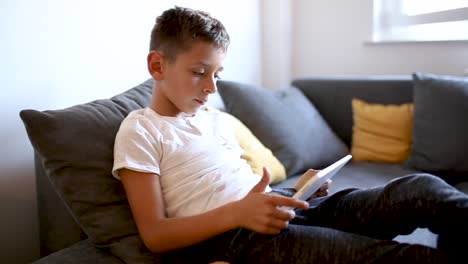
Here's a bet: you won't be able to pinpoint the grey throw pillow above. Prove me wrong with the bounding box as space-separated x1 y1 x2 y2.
406 72 468 174
217 80 349 176
20 79 157 263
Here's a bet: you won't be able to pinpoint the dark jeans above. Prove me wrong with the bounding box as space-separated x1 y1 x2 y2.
161 174 468 264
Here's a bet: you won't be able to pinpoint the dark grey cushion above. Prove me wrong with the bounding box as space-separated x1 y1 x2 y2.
406 73 468 174
32 239 123 264
217 80 349 176
20 79 157 263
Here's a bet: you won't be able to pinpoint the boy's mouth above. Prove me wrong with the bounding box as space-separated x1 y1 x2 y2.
194 99 206 105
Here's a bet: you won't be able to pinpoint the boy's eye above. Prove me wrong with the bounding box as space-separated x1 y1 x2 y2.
192 71 221 80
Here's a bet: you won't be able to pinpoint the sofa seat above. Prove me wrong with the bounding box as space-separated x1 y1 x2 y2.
33 239 123 264
274 161 420 191
274 162 440 247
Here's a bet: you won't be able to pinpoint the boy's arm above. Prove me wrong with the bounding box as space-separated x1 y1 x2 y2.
119 168 308 254
120 168 235 253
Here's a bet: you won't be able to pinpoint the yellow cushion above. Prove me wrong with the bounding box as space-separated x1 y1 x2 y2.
351 98 413 163
203 106 286 184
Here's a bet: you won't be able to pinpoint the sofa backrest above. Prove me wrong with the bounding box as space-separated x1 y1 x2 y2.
292 76 413 146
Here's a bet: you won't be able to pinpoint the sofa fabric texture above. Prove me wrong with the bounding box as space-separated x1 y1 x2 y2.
34 152 87 256
292 76 414 146
217 80 349 176
20 79 157 263
32 239 123 264
406 72 468 174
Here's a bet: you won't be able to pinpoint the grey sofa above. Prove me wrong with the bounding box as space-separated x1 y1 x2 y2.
21 74 468 263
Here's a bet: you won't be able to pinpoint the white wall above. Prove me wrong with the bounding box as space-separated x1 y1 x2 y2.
291 0 468 77
0 0 261 263
261 0 292 89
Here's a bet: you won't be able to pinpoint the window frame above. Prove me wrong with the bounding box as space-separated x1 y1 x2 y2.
372 0 468 42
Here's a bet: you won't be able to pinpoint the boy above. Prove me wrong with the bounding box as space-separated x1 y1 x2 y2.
113 6 467 263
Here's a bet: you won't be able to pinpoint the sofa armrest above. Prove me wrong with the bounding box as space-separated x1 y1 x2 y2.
31 239 123 264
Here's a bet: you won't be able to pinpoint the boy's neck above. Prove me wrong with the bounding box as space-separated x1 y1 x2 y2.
150 83 176 117
150 83 197 118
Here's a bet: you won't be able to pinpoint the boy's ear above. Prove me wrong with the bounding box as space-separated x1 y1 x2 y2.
147 50 164 80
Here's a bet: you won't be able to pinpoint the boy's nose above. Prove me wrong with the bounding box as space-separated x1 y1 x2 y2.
204 80 217 94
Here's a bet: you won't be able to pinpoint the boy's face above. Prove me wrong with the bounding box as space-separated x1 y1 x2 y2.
149 41 226 116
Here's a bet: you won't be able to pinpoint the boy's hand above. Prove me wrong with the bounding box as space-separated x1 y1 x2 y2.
231 167 308 234
307 179 332 200
248 166 272 194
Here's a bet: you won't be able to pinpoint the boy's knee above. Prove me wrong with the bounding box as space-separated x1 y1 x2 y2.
401 173 447 187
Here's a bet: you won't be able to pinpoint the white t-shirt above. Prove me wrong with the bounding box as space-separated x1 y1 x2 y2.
112 107 270 217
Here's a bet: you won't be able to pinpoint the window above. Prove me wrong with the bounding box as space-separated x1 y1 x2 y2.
373 0 468 42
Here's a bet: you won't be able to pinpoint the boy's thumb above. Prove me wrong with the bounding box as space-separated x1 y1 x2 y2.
250 166 271 193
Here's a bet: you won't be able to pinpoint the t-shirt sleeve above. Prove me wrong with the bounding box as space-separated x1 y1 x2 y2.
112 115 162 180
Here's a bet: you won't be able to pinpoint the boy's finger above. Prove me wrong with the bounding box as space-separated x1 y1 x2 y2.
249 167 271 193
320 179 332 191
271 195 308 209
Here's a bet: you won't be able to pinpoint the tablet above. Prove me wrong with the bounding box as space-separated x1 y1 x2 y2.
292 154 352 201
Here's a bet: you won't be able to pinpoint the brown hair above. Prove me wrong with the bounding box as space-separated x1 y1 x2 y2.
149 6 230 62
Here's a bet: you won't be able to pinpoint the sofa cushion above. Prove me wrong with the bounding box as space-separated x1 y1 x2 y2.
351 98 413 163
406 73 468 175
217 80 349 176
32 239 123 264
20 79 157 263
